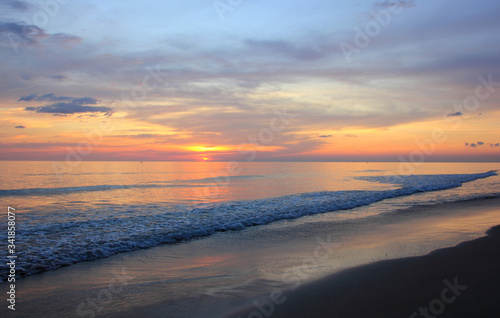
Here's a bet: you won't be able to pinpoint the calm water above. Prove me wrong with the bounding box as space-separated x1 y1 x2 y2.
1 161 499 280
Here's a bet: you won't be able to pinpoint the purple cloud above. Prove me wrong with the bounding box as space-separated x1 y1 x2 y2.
25 103 112 115
21 94 110 115
2 1 33 11
465 141 499 148
0 22 46 44
18 93 73 102
49 75 68 81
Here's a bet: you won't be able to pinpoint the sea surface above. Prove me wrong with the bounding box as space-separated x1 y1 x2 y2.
1 161 499 281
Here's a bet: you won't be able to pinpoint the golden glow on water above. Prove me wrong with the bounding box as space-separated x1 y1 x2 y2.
2 162 499 212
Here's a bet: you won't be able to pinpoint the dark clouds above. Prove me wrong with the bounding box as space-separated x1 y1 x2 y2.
15 125 25 128
72 97 99 105
2 1 33 11
0 22 46 44
24 103 111 115
49 74 68 81
18 93 98 105
465 142 499 148
19 93 73 102
0 21 80 50
20 94 111 115
447 111 463 117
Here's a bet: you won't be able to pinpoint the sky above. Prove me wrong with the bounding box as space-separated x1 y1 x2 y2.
0 0 499 162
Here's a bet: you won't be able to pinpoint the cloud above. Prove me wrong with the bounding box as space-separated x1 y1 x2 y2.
72 97 99 105
345 134 358 138
319 135 333 138
0 22 46 44
18 94 38 102
0 23 80 50
1 1 33 12
49 74 68 81
48 33 82 45
21 93 111 115
14 125 25 128
18 93 73 102
25 103 112 115
464 141 499 148
447 111 463 117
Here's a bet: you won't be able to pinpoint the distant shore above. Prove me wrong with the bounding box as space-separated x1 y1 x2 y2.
225 222 500 318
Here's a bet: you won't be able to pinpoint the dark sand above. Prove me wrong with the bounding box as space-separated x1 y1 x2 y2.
226 225 500 318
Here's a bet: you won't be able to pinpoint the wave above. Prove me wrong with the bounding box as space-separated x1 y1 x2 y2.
23 171 165 176
174 174 267 183
0 175 268 197
355 169 386 173
0 170 496 279
0 184 200 197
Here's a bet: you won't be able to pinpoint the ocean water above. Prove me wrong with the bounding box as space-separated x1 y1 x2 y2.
1 161 499 281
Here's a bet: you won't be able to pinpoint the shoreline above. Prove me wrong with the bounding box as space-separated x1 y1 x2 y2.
225 222 500 317
1 197 500 318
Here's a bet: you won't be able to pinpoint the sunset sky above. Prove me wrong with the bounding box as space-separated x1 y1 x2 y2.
1 0 499 162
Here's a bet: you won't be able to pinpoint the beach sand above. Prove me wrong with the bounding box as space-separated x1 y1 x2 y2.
2 197 500 318
226 209 500 317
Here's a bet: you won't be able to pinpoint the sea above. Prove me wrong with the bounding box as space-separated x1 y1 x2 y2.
1 161 499 282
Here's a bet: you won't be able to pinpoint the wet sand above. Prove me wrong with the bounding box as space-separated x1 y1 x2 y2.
226 224 500 318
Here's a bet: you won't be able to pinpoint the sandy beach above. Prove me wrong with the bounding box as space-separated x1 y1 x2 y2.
1 196 499 318
226 223 500 318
